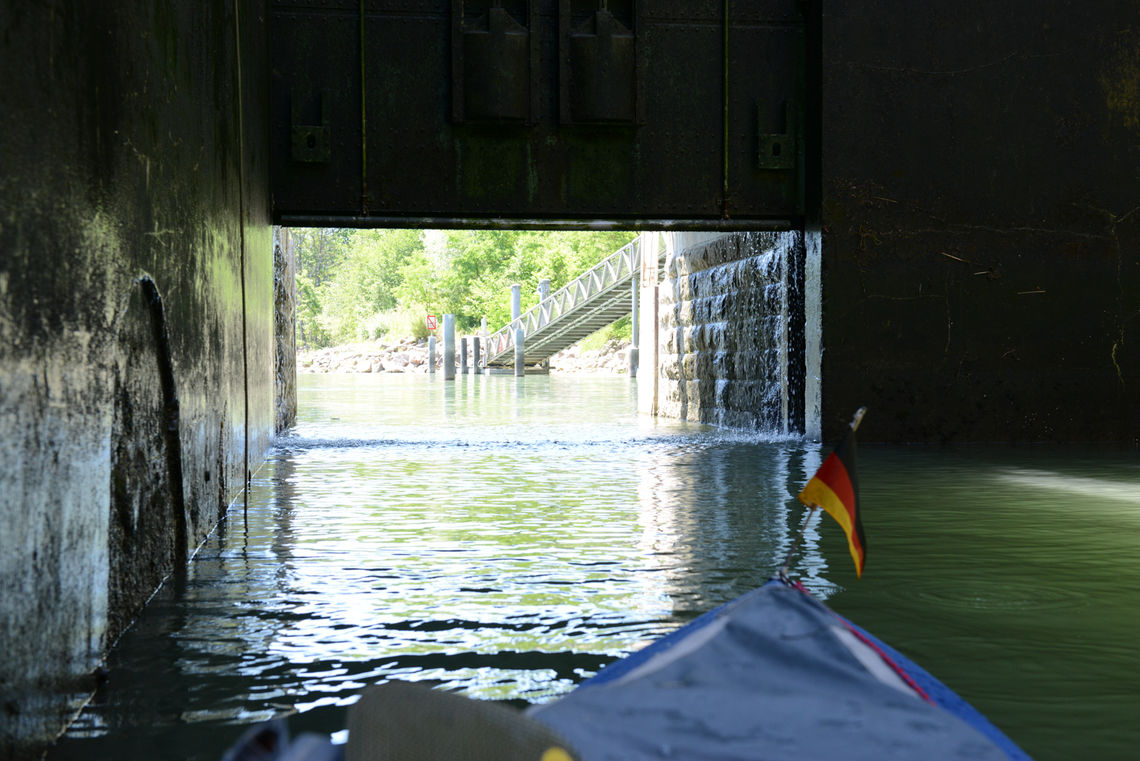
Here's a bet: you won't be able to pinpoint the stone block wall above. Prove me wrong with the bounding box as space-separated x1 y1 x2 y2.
275 227 298 434
657 232 806 433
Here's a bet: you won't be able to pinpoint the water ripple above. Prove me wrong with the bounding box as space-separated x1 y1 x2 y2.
46 377 1140 761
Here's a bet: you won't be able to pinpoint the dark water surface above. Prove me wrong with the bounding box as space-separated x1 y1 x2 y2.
50 374 1140 760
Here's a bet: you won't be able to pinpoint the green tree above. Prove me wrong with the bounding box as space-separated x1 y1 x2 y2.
419 230 636 331
293 228 351 286
318 229 425 344
294 228 638 347
295 271 330 348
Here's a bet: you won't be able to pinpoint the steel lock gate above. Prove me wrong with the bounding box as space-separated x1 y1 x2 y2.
270 1 809 228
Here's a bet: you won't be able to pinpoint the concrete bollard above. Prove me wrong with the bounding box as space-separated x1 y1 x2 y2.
460 336 468 375
428 335 436 374
481 317 489 368
537 279 550 325
538 279 552 370
630 275 639 378
443 314 456 380
510 287 523 377
473 336 482 374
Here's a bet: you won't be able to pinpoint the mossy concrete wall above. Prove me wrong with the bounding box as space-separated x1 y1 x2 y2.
821 3 1140 442
0 2 273 756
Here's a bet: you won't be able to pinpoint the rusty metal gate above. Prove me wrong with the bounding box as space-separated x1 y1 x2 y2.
270 1 810 228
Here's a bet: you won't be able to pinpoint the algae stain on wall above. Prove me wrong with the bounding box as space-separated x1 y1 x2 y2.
1101 38 1140 131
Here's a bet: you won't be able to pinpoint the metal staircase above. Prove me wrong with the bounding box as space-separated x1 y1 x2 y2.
484 238 649 367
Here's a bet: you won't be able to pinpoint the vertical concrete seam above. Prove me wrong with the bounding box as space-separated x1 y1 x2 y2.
360 0 369 215
802 0 823 441
234 0 250 514
721 0 730 218
803 228 822 442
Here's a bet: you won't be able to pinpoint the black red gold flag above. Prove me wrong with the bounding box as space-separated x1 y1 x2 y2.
798 410 867 576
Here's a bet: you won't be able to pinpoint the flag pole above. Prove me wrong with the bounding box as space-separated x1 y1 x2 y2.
779 506 818 579
779 407 867 580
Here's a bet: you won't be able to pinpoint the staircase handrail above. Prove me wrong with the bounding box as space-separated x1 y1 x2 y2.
484 238 641 362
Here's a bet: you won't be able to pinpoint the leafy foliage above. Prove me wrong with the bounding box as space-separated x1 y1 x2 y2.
291 228 637 349
292 228 351 287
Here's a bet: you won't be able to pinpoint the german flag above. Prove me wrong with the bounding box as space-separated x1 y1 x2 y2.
798 410 866 577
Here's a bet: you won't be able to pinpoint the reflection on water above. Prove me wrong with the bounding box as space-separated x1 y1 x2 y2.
48 375 1140 761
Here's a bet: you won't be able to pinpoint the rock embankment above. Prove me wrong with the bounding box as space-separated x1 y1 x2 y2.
298 337 633 374
298 338 428 374
547 340 633 374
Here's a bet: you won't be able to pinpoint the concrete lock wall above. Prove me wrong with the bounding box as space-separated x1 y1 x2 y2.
820 2 1140 443
646 6 1140 445
649 232 811 435
0 3 275 756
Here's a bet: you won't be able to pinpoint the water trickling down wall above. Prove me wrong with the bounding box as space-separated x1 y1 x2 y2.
275 228 299 434
657 232 807 434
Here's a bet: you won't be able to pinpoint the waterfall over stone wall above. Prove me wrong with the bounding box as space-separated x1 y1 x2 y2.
274 228 298 434
657 231 806 434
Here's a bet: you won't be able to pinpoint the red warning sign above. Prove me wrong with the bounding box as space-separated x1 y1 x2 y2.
426 314 438 331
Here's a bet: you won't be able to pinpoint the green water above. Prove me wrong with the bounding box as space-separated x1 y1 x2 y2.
49 374 1140 760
